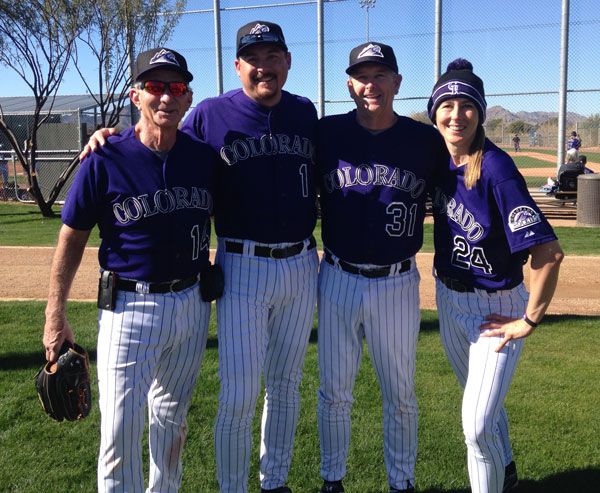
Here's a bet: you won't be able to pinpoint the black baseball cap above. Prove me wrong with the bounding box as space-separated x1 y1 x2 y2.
236 21 288 57
133 47 193 83
346 42 398 75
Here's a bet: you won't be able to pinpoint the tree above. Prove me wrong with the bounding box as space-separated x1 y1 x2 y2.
484 118 503 133
0 1 82 216
507 120 533 135
73 0 187 129
0 0 187 216
580 113 600 146
43 0 187 217
581 113 600 127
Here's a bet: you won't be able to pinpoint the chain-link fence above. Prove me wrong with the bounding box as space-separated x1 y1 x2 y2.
1 0 598 202
0 120 81 204
0 97 134 203
169 0 599 192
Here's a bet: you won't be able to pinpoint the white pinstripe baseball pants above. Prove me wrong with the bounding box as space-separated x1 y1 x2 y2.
436 280 527 493
96 286 210 493
214 238 318 492
317 259 420 490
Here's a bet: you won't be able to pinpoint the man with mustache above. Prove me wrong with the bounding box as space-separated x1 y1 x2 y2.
181 21 318 493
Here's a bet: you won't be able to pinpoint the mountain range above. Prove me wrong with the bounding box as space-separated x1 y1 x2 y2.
486 105 587 126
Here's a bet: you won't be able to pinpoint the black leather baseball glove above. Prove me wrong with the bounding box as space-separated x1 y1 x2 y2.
35 342 92 421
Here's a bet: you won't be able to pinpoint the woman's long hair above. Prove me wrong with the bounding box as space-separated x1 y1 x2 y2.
463 124 486 190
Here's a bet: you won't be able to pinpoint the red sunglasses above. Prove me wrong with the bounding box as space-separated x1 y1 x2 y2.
138 80 189 97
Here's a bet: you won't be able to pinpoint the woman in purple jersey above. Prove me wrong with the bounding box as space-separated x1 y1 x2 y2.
428 59 563 493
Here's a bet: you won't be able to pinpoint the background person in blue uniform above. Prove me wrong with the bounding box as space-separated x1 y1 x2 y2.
43 48 216 493
567 130 582 151
316 42 446 493
428 59 563 493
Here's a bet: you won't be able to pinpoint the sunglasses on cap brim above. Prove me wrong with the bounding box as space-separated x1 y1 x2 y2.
239 32 284 47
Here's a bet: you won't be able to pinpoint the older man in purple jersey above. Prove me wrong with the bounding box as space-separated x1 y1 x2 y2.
43 48 217 493
315 42 446 493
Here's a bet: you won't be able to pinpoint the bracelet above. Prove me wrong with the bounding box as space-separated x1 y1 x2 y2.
522 314 539 328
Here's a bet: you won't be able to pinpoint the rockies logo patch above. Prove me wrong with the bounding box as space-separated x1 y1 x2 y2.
357 43 384 59
249 23 270 35
508 206 541 232
150 49 179 67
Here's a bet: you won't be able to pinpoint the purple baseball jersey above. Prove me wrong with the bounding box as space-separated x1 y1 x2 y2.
62 127 216 282
317 111 446 265
181 88 318 243
567 136 582 150
431 139 557 290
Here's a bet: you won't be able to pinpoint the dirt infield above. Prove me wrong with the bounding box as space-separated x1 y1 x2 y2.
1 245 599 316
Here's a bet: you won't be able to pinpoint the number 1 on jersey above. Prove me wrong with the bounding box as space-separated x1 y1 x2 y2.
190 221 210 260
299 163 309 198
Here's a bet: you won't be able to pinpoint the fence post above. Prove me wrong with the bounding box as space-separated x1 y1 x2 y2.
317 0 325 118
557 0 570 174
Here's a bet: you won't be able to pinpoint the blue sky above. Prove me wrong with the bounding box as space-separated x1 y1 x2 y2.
1 0 598 117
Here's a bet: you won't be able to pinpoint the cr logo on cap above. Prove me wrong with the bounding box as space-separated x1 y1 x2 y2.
150 49 180 67
249 23 270 35
357 43 384 59
448 82 459 94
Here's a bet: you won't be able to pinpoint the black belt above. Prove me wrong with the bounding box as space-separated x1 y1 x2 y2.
225 236 316 259
325 251 411 279
437 275 506 294
115 275 199 294
437 275 476 293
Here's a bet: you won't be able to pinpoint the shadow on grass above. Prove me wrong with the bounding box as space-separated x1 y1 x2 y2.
0 210 41 216
421 318 440 332
419 467 600 493
1 337 220 371
514 467 600 492
419 313 599 334
0 209 55 218
542 313 600 324
0 349 97 371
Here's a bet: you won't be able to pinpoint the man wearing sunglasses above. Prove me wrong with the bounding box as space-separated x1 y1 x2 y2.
181 20 318 493
43 47 218 493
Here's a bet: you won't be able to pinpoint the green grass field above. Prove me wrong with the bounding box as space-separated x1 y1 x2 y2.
500 147 600 162
511 155 556 169
511 148 600 164
524 176 549 187
0 304 598 492
1 202 599 255
1 203 599 491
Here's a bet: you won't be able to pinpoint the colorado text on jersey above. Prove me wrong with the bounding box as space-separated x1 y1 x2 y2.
219 133 313 166
322 163 426 198
432 187 484 241
112 186 213 224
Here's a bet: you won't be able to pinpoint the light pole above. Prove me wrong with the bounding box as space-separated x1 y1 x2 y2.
358 0 376 41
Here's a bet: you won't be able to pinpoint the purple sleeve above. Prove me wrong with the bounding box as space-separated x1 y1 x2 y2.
493 176 557 254
180 105 204 141
61 155 105 231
